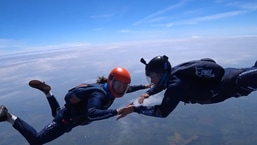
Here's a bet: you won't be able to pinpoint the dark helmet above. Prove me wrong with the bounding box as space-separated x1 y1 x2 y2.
140 55 171 88
141 55 171 76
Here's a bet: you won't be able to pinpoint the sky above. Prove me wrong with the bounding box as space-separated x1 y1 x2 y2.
0 0 257 50
1 0 257 144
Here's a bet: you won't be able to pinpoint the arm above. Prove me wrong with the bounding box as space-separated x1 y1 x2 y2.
135 78 184 118
87 91 118 121
138 86 163 104
117 92 180 120
135 90 180 118
118 81 182 120
126 84 151 93
146 86 163 96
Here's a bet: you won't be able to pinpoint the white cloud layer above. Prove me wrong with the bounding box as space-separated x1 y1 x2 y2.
0 36 257 144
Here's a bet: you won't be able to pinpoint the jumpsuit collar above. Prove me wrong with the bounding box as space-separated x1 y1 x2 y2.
103 83 115 100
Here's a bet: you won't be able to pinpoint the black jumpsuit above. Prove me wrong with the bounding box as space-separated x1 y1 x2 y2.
134 66 257 118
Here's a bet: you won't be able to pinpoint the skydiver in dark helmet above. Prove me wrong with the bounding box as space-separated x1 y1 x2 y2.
117 55 257 120
0 67 150 145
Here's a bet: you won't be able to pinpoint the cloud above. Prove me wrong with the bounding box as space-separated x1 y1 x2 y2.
0 39 29 52
190 10 247 21
133 0 190 26
1 36 256 99
165 10 247 27
1 36 257 144
0 91 22 100
132 0 256 28
227 1 257 11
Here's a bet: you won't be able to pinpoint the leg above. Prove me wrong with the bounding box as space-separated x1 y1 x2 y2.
29 80 60 117
46 96 60 117
14 108 73 145
236 67 257 95
1 106 70 145
13 118 68 145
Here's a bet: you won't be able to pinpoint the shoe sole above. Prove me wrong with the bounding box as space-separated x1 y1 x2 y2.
29 80 51 93
0 105 8 122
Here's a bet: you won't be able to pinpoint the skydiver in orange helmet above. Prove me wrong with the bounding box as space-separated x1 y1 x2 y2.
0 67 150 145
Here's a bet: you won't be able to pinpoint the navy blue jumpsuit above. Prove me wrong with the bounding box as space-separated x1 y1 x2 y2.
134 66 257 118
12 83 146 145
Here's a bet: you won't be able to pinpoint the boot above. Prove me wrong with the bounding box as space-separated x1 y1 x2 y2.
29 80 51 94
0 105 10 122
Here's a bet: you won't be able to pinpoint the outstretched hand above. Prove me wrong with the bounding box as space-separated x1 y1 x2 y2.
145 83 152 89
138 93 150 104
116 103 135 120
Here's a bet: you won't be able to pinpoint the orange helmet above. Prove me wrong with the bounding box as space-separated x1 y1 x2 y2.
108 67 131 98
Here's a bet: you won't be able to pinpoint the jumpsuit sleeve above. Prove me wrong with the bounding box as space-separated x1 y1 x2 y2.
126 85 148 93
146 87 163 96
134 80 182 118
87 91 117 121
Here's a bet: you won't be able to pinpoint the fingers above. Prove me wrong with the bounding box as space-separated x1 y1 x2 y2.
116 114 124 120
116 111 126 120
116 108 126 120
127 102 134 106
138 97 144 104
145 83 152 88
143 93 150 99
138 93 149 104
116 105 135 120
116 107 126 115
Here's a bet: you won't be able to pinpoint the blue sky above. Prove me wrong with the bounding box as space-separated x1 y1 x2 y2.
0 0 257 49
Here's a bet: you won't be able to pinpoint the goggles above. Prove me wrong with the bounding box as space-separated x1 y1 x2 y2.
112 79 130 96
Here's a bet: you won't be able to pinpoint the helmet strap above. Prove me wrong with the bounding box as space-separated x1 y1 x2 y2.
157 73 168 88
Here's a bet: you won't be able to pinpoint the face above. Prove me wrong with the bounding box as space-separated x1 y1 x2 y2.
112 79 130 96
147 73 162 87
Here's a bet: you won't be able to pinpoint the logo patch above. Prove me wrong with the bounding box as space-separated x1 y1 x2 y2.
195 67 215 78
